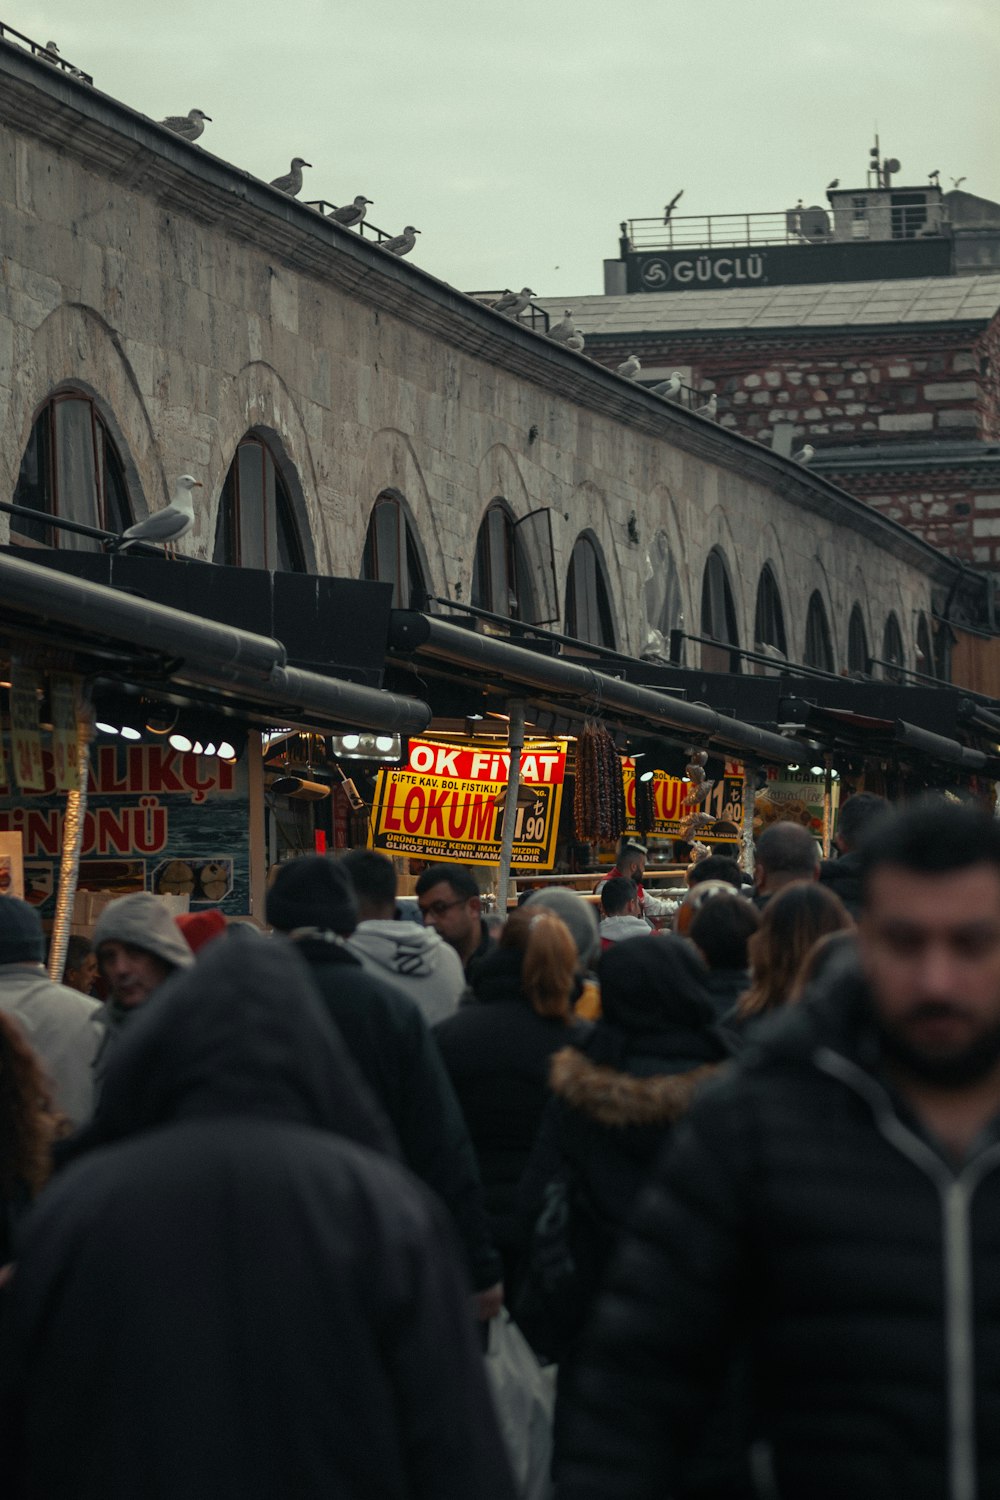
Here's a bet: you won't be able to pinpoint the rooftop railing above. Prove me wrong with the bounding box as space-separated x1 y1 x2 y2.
0 21 93 83
622 210 826 253
300 203 397 246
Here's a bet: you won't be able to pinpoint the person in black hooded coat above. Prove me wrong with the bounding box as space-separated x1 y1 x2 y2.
517 933 733 1358
0 928 517 1500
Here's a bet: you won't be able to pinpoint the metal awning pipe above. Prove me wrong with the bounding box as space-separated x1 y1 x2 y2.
894 720 986 769
0 551 283 680
390 612 809 765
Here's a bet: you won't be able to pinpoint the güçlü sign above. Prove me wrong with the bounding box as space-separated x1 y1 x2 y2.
370 738 568 868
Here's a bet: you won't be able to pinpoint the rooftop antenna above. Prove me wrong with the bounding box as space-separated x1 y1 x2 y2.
869 131 882 189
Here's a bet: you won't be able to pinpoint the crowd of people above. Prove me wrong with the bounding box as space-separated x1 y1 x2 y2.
2 790 1000 1499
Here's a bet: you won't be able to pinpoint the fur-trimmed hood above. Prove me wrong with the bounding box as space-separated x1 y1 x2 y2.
549 1045 721 1128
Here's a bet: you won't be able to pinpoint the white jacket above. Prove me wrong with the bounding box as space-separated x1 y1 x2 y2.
0 965 103 1126
598 914 654 945
346 921 465 1026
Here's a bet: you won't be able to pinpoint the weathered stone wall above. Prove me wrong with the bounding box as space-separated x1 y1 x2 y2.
0 51 958 683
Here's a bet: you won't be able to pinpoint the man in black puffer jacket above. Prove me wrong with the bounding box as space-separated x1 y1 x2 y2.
556 800 1000 1500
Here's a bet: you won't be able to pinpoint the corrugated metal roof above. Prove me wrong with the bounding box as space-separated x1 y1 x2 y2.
539 273 1000 336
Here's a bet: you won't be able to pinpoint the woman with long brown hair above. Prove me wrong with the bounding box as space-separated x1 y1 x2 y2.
736 882 853 1024
0 1012 58 1265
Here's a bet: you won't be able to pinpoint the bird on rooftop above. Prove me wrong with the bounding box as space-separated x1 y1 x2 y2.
950 176 967 190
793 444 815 464
696 393 718 419
380 225 420 256
114 475 202 557
329 195 372 227
270 158 312 196
159 108 212 142
826 178 839 191
650 371 683 399
663 189 684 223
617 354 641 380
547 309 577 342
491 287 536 317
41 40 60 61
565 331 586 353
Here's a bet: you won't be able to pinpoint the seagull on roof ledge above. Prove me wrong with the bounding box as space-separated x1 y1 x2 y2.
380 225 420 256
491 287 537 317
547 309 577 342
159 108 212 141
114 475 201 557
270 158 312 196
827 178 840 191
565 331 586 353
793 444 815 464
650 371 683 399
617 354 641 380
329 196 373 227
696 393 718 419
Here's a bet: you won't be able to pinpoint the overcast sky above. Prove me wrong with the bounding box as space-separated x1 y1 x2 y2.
12 0 1000 295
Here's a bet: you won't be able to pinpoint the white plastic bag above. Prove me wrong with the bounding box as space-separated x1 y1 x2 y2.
484 1309 555 1500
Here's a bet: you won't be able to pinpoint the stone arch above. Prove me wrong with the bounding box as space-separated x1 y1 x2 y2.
564 527 618 649
1 302 156 538
356 426 444 597
210 361 321 570
700 544 742 672
565 479 630 649
476 442 533 521
699 505 748 642
800 555 839 671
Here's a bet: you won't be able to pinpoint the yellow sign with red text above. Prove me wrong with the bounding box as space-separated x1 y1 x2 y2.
622 758 746 841
371 738 568 867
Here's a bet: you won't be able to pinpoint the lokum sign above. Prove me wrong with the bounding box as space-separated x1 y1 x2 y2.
622 759 746 842
370 738 568 868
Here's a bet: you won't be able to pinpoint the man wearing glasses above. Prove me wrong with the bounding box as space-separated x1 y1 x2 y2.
416 864 494 979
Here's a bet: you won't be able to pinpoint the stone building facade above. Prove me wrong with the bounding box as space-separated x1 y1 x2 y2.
0 42 968 689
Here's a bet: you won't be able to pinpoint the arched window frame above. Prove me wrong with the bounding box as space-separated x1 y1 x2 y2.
472 501 519 617
701 547 741 673
213 433 306 571
803 591 835 673
847 604 870 676
753 565 787 670
882 613 905 683
12 389 132 549
361 490 428 609
643 530 685 660
565 533 616 649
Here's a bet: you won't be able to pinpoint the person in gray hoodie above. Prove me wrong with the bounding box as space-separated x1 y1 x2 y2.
91 892 194 1084
341 850 464 1025
598 877 652 951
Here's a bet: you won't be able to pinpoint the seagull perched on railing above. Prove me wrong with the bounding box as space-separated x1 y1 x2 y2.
113 476 202 557
616 354 641 380
269 158 312 196
491 287 536 317
650 371 683 399
379 225 420 256
159 108 212 141
329 195 372 227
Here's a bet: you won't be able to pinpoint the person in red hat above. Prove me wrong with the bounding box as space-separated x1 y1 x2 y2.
175 909 227 955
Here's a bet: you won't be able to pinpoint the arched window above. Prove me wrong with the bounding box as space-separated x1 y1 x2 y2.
643 531 684 660
12 391 132 549
804 591 834 673
916 613 934 679
847 604 869 676
361 491 427 608
213 435 305 570
753 566 787 671
882 613 905 682
565 535 615 648
472 503 519 617
701 548 740 673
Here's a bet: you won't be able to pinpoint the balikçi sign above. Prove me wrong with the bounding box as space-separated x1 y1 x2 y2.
621 759 746 841
370 738 568 868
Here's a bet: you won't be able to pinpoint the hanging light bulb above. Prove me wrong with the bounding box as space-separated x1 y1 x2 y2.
95 721 120 736
217 741 237 762
169 732 194 752
191 740 204 756
341 733 361 751
120 725 141 741
202 742 217 757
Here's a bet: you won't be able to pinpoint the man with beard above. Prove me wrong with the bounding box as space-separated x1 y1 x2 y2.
555 800 1000 1500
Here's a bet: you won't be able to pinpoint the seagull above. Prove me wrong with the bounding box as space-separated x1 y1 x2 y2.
793 444 815 464
616 354 641 379
329 195 372 227
663 189 684 223
380 225 420 256
159 108 212 142
950 176 967 190
41 39 61 61
547 309 577 342
565 331 586 353
650 370 683 399
269 158 312 196
826 178 840 190
491 287 536 317
114 476 202 556
696 393 718 419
